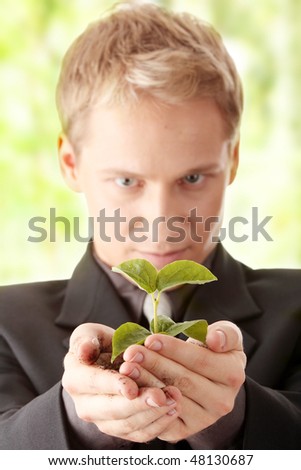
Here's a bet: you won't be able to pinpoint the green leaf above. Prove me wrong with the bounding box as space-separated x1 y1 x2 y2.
165 319 208 343
112 259 157 293
181 319 208 343
111 322 151 362
157 260 217 292
150 314 175 333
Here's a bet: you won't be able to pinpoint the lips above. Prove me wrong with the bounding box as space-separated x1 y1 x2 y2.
138 248 189 268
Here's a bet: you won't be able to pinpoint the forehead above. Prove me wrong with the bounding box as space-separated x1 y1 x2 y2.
81 98 229 173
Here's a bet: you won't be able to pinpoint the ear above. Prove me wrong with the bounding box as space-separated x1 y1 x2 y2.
228 137 240 185
57 133 82 192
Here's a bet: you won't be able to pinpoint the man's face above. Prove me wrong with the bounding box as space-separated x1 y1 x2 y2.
59 98 238 269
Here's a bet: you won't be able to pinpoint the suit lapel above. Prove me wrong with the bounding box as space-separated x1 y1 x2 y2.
55 244 133 343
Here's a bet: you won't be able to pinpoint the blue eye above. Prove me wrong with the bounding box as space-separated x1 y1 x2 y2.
184 174 203 184
115 177 137 187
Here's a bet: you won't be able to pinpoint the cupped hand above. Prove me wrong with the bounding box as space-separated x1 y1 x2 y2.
62 322 181 442
121 320 246 442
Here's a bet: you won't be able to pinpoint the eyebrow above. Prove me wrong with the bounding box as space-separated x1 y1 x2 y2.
97 169 145 178
98 164 222 178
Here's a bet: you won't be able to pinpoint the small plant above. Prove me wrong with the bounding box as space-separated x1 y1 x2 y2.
111 259 217 362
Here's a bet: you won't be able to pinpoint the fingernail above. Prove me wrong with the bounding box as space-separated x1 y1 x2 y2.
128 367 140 379
166 397 176 406
146 397 160 407
147 340 162 351
217 330 226 350
130 352 144 363
165 392 176 406
91 337 100 346
167 408 177 416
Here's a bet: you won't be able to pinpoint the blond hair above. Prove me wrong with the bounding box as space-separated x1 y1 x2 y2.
56 2 243 151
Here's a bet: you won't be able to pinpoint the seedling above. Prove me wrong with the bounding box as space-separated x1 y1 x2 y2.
111 258 217 362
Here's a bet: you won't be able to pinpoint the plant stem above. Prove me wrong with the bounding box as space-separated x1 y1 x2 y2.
151 291 160 333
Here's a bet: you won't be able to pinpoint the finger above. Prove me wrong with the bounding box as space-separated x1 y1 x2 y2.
69 323 115 364
119 361 166 388
63 350 138 400
158 384 244 442
143 334 223 377
72 386 165 421
124 341 209 399
96 386 181 442
175 383 239 426
125 337 245 391
122 407 180 443
101 405 180 442
206 321 244 353
84 386 179 422
157 397 209 443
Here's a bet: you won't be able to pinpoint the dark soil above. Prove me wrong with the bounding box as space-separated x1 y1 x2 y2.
95 352 124 370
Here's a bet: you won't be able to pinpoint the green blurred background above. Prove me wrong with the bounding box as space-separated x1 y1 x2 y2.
1 0 301 285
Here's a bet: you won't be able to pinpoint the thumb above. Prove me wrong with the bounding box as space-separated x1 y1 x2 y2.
206 320 243 353
69 322 115 364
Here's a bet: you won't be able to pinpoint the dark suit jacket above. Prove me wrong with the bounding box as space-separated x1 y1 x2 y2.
0 243 301 449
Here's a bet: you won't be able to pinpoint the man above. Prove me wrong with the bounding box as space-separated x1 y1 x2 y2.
0 2 300 449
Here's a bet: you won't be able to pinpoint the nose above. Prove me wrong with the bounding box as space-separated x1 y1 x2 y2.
138 184 187 246
143 183 180 219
